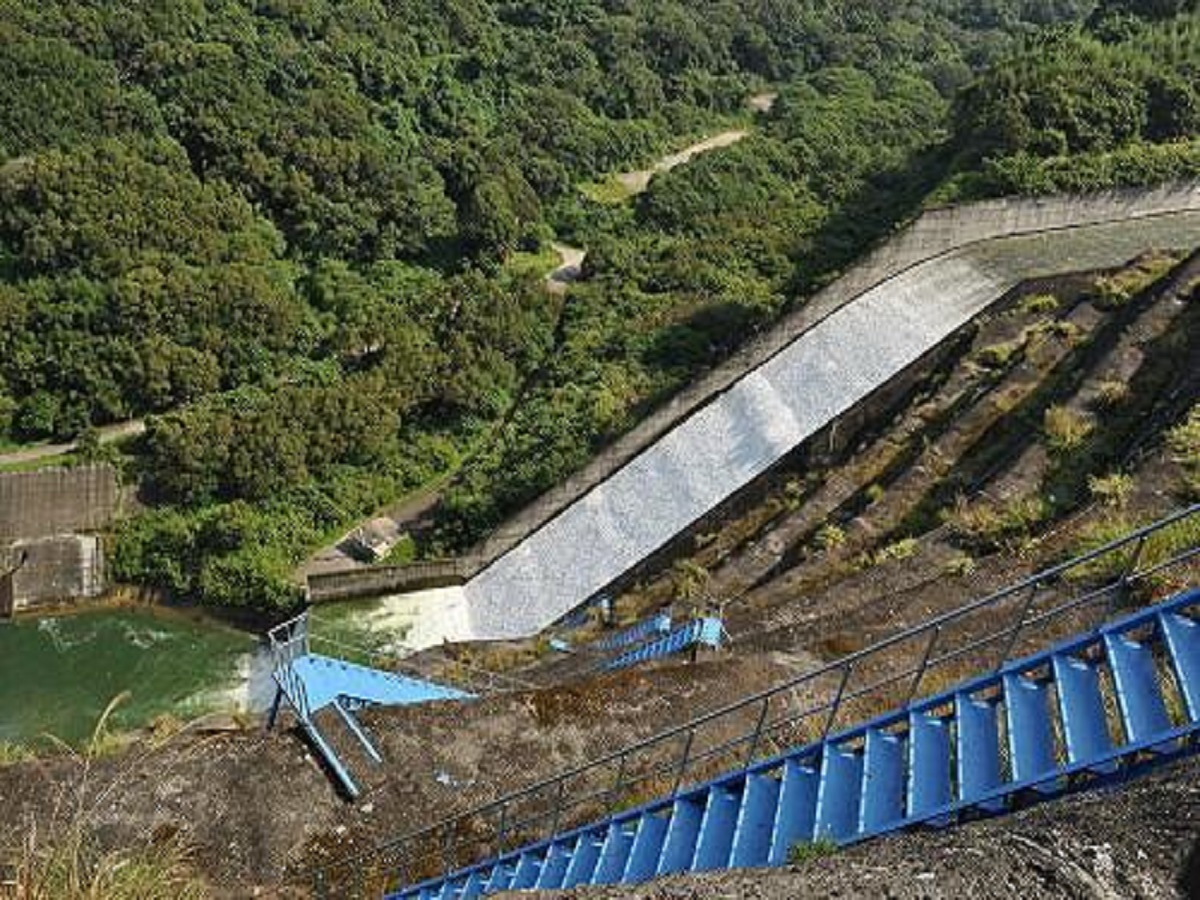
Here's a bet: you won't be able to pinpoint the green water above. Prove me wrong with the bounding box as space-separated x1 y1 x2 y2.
0 607 259 747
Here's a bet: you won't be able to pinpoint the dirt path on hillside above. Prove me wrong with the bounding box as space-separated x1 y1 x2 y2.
612 92 775 196
616 129 750 195
0 418 145 468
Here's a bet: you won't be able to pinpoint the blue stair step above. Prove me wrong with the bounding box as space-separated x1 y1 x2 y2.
657 796 704 876
1104 631 1172 742
1003 672 1058 792
594 821 637 884
459 870 485 898
1051 652 1115 771
510 850 543 888
908 710 951 817
768 757 819 865
860 727 905 833
814 744 863 841
561 830 603 888
1160 612 1200 722
955 691 1004 812
730 773 780 868
533 842 571 889
624 813 669 883
484 862 514 893
692 783 743 871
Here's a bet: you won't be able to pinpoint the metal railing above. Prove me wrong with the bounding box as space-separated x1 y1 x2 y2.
269 613 313 722
312 504 1200 896
304 630 538 696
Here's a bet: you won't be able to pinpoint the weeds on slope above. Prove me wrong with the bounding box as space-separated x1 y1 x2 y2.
6 694 210 900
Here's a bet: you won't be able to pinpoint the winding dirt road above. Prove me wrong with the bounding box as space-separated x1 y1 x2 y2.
615 129 750 195
0 419 145 469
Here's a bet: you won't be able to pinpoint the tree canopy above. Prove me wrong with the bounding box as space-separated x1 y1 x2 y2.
5 0 1197 611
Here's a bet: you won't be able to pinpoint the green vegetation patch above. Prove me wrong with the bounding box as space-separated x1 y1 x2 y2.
8 0 1199 611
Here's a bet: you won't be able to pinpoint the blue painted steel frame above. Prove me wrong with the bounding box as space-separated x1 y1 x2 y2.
394 587 1200 897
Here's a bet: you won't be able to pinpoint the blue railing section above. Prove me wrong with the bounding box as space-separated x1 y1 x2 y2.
267 614 473 797
592 613 674 651
311 504 1200 895
604 617 724 671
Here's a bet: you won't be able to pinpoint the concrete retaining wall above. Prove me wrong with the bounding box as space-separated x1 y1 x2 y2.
0 465 120 612
0 465 119 541
7 535 105 612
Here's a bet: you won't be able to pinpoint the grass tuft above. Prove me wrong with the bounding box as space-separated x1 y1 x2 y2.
787 838 837 866
1044 405 1093 452
11 693 211 899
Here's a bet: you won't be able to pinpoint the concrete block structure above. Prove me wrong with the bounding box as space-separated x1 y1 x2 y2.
0 465 119 613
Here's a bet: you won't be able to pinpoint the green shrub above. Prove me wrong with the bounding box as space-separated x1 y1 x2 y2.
816 523 847 551
1088 472 1134 508
1018 293 1060 314
874 537 919 563
1092 379 1131 409
944 495 1048 550
0 741 35 767
1044 405 1094 452
1068 514 1200 587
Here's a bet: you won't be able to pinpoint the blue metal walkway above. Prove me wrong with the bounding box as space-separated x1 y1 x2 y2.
267 615 472 798
285 654 471 712
390 587 1200 897
592 613 673 651
604 617 724 671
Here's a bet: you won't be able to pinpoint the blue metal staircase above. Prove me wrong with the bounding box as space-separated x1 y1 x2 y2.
592 613 673 651
267 615 472 798
604 617 724 671
389 588 1200 897
307 505 1200 897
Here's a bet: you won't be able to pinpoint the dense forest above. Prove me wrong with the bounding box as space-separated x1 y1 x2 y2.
1 0 1196 611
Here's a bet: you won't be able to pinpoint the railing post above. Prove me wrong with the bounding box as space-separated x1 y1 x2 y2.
610 751 628 813
550 777 567 836
495 804 508 857
672 729 696 796
1123 533 1149 582
442 821 456 878
396 845 411 898
743 695 771 768
822 663 853 740
995 582 1039 671
906 625 941 704
1107 533 1149 619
